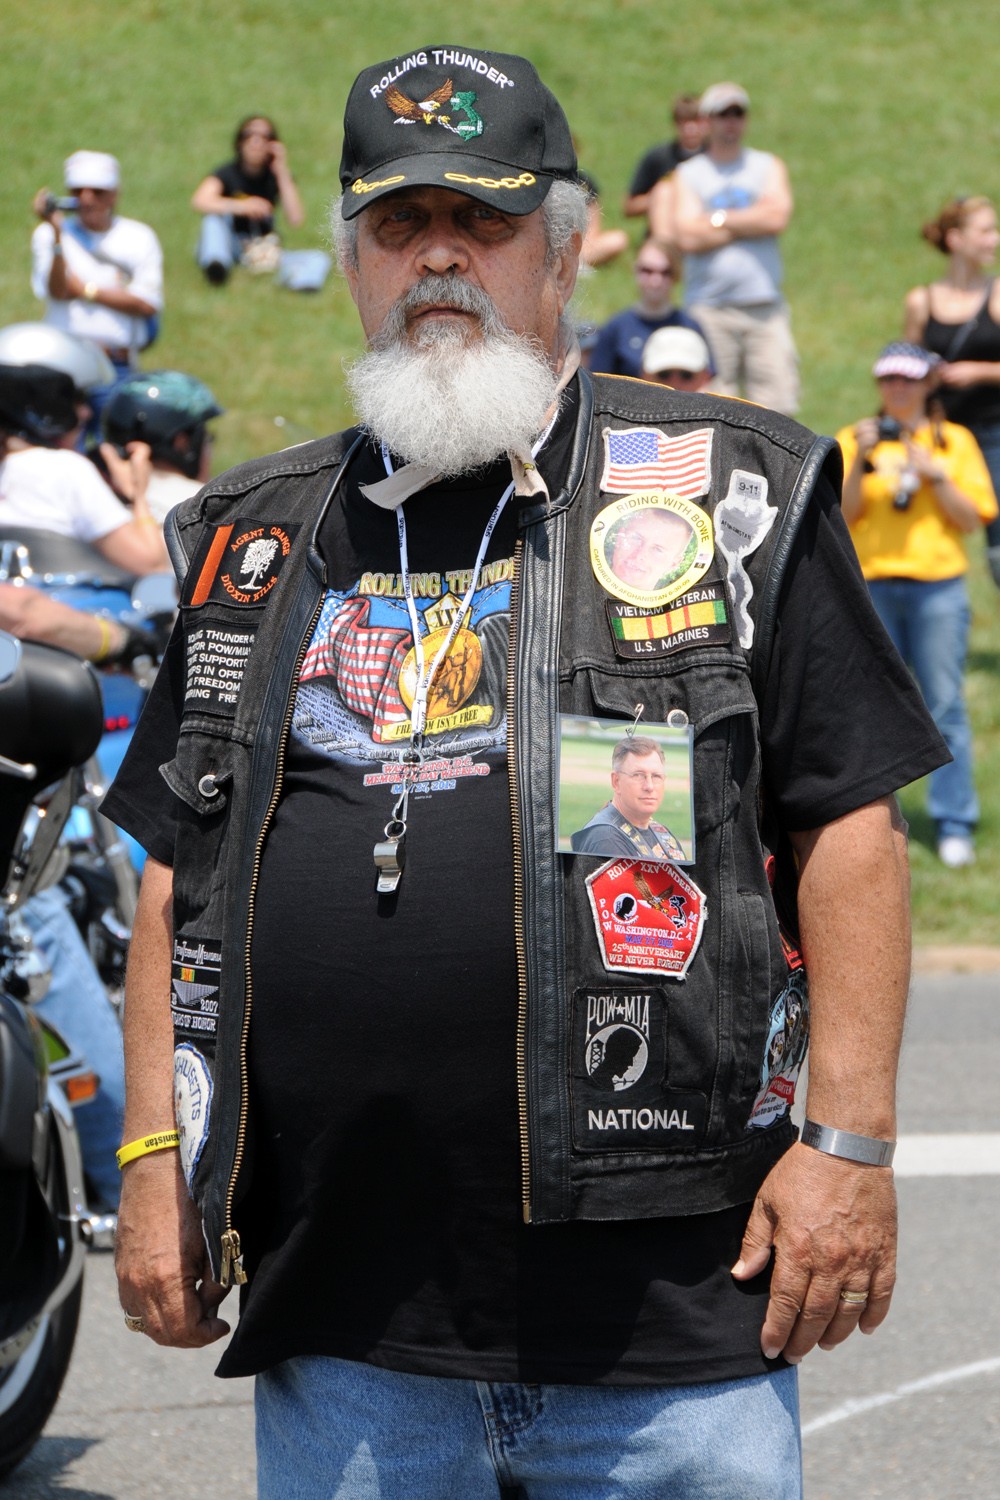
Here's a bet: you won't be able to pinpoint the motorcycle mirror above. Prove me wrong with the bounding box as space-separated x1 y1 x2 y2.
130 572 178 619
0 630 22 685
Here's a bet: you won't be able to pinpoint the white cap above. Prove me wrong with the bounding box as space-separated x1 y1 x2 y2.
699 82 750 116
64 150 120 190
642 326 711 376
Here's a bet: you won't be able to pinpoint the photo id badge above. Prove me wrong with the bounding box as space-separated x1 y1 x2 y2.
556 714 695 866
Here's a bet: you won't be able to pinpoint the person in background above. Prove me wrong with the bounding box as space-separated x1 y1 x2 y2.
641 324 715 392
0 362 167 576
659 83 798 414
192 115 305 285
589 237 710 379
624 94 706 221
837 342 997 869
903 194 1000 588
576 166 629 269
31 152 163 384
101 371 223 525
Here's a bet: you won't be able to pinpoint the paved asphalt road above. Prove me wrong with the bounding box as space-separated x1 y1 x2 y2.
4 969 997 1499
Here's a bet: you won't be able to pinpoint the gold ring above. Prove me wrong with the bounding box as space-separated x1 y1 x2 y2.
839 1289 869 1306
123 1310 147 1333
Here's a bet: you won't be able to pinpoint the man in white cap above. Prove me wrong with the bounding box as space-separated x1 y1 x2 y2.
641 324 716 392
31 151 164 381
654 83 799 414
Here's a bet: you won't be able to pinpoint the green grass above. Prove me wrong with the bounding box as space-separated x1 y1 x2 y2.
3 0 998 941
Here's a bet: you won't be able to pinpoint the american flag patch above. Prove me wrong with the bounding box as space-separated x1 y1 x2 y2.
601 427 713 498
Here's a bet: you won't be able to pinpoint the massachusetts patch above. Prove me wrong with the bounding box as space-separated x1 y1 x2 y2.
747 968 809 1129
714 471 776 649
184 621 258 714
590 493 714 611
605 579 731 660
601 426 713 499
171 936 221 1039
186 520 300 609
173 1044 213 1186
586 859 705 977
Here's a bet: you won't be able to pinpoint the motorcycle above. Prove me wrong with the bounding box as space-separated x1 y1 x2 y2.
0 630 106 1479
0 526 177 997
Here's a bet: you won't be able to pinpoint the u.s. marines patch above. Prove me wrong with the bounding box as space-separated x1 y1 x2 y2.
605 579 731 660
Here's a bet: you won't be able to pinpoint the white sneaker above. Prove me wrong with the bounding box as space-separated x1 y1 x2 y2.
937 835 976 868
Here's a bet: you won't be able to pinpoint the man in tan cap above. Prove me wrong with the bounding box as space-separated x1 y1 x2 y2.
652 83 799 413
31 150 163 381
641 324 716 392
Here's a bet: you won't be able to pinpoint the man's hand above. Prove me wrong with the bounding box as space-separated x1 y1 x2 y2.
115 1149 230 1348
732 1142 897 1362
32 187 61 227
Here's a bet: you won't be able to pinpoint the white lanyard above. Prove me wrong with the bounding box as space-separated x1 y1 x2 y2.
380 423 554 740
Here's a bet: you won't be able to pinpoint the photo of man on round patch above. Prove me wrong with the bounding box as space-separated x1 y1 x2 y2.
590 493 714 609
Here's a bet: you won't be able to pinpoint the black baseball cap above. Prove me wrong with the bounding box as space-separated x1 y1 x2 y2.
339 45 577 220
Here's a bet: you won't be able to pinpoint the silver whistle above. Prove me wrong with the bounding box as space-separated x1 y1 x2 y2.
374 818 406 893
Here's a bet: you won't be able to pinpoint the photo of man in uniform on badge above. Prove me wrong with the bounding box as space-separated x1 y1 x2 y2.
571 735 687 860
606 505 696 594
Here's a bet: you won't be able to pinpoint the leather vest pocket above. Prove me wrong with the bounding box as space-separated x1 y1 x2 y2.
158 731 239 915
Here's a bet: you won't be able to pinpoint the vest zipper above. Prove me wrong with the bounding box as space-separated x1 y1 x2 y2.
219 593 326 1287
506 534 532 1224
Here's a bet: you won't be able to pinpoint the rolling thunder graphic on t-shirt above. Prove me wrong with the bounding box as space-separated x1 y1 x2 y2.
292 556 514 795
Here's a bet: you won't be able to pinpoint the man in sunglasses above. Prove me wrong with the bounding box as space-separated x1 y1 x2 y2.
671 83 799 414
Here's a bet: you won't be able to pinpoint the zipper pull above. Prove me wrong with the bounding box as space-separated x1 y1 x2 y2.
220 1228 248 1286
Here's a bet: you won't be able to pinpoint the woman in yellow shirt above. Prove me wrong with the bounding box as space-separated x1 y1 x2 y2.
837 342 997 868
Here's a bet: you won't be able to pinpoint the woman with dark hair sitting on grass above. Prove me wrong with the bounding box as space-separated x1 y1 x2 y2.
191 114 305 285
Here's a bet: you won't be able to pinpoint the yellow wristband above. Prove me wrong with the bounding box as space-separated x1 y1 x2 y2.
116 1130 181 1170
83 280 99 302
91 616 114 663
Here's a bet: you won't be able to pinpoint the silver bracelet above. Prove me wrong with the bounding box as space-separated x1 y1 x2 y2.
800 1118 895 1168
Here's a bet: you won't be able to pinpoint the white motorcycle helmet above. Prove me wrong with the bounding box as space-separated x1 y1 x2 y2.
0 322 114 396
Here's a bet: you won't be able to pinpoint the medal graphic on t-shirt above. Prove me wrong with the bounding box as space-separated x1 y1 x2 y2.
394 594 486 736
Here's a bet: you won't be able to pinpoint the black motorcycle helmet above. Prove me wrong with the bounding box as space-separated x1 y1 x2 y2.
101 370 223 478
0 363 80 445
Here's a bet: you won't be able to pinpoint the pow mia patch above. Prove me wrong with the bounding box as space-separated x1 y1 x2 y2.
571 986 708 1149
171 936 221 1039
185 519 300 610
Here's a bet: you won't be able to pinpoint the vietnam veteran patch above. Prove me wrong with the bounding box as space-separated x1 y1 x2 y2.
605 580 731 660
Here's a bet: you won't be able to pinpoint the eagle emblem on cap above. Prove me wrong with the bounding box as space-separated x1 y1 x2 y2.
384 81 484 140
386 79 455 126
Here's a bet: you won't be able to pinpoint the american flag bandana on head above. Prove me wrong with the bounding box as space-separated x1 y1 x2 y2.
601 426 714 498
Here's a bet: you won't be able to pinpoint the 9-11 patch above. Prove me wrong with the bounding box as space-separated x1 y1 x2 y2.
606 580 731 660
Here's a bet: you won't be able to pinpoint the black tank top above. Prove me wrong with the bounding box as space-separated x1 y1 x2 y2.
924 283 1000 429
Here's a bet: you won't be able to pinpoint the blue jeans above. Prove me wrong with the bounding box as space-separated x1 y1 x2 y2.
196 214 245 272
255 1356 801 1500
23 885 124 1209
866 575 976 836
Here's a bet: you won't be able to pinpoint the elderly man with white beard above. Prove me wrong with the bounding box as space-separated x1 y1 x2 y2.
105 45 946 1500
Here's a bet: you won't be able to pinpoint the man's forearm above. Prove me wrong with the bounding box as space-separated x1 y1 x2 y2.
791 795 911 1138
122 856 176 1140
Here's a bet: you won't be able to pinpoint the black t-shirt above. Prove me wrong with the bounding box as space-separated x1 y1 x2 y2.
628 140 702 198
212 159 280 238
104 395 944 1386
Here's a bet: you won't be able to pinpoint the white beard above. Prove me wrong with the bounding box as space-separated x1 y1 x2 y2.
345 274 560 476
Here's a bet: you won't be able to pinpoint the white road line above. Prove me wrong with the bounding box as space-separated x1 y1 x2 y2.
893 1133 1000 1176
803 1355 1000 1436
